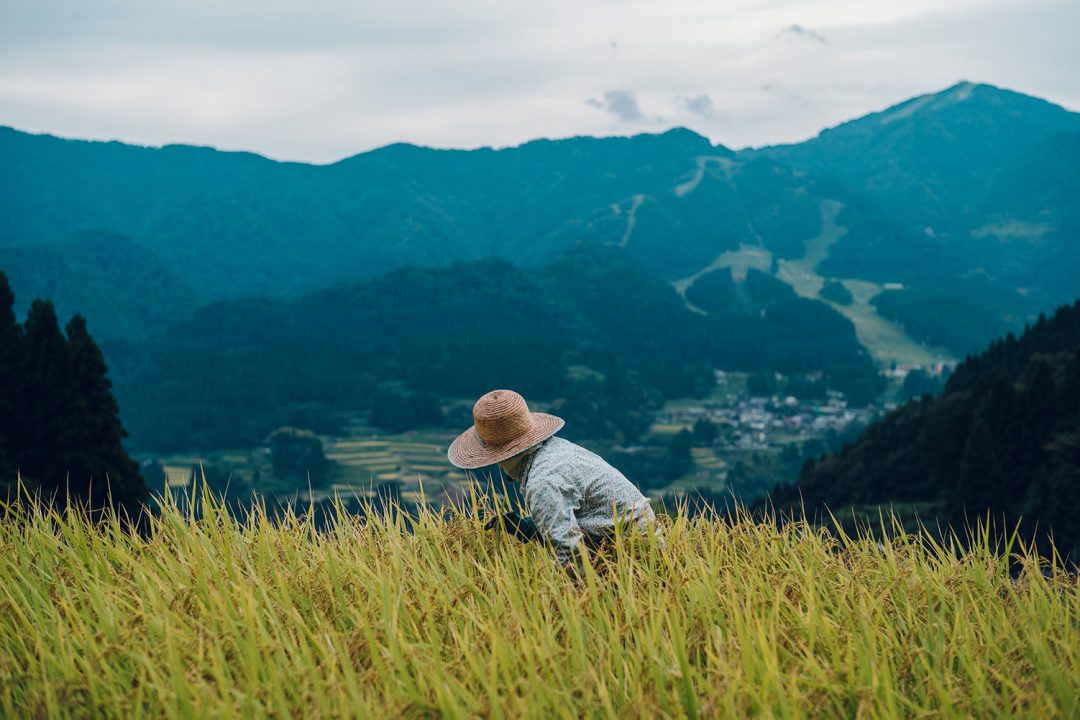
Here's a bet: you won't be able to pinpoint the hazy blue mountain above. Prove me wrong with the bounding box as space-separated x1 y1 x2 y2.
975 130 1080 302
757 81 1080 233
0 124 825 340
0 127 724 276
754 82 1080 353
1 81 1077 389
0 230 197 340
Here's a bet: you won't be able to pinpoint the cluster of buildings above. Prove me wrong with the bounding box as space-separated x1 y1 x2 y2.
655 377 883 452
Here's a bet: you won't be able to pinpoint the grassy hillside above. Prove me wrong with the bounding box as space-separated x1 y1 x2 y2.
1 493 1076 718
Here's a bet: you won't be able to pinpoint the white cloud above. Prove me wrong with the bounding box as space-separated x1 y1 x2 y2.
0 0 1076 162
587 89 647 123
678 94 716 119
778 24 830 45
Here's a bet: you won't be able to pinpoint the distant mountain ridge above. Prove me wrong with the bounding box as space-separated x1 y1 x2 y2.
2 81 1078 447
3 82 1074 336
756 82 1080 229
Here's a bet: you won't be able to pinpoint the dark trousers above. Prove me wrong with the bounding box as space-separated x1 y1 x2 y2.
581 527 617 552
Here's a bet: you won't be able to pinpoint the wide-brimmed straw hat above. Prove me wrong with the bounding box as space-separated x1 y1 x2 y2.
447 389 564 469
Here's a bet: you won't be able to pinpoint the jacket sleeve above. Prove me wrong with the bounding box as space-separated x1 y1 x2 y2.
524 469 584 566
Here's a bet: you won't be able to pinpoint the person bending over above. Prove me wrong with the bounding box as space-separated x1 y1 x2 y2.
448 389 662 569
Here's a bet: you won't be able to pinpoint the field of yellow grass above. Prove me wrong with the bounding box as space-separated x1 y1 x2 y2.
0 490 1077 718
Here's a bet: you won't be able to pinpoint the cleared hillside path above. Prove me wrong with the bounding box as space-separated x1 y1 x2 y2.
617 194 645 247
672 244 772 314
674 199 952 368
776 200 950 367
674 155 734 197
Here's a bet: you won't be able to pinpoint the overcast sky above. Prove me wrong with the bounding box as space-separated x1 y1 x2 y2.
1 0 1077 163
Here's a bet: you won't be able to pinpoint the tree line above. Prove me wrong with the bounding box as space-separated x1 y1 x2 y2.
0 272 146 514
770 300 1080 559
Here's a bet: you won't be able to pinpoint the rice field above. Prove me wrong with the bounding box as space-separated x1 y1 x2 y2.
1 491 1077 719
148 429 471 504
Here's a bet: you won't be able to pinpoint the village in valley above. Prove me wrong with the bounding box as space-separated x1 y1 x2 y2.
654 370 879 453
144 364 952 512
641 365 952 497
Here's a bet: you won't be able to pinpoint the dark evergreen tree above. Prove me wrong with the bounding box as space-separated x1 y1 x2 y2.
662 429 694 481
15 300 72 500
0 272 20 488
63 315 147 512
5 299 146 513
692 418 719 446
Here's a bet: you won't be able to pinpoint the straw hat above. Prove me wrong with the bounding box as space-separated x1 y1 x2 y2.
447 389 564 469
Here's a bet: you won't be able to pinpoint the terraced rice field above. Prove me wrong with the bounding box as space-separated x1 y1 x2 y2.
321 433 469 501
144 427 473 505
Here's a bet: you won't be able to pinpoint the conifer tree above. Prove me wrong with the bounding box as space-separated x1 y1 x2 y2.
953 416 1008 524
15 299 72 500
64 315 146 512
2 290 147 513
0 272 20 486
1013 359 1057 497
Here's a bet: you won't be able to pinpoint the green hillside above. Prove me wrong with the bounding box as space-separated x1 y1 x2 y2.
756 81 1080 233
771 300 1080 559
2 80 1078 453
4 81 1073 356
754 82 1080 354
108 246 878 452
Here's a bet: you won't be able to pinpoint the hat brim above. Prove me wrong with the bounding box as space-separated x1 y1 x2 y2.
447 412 564 469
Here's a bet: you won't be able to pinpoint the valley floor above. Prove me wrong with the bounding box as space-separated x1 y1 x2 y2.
142 373 901 514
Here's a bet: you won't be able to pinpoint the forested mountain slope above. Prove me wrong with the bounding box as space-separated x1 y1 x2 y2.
4 81 1075 357
771 300 1080 557
108 245 878 451
3 82 1078 449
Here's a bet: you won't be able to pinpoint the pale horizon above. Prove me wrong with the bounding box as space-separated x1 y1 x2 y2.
2 0 1078 164
5 79 1076 166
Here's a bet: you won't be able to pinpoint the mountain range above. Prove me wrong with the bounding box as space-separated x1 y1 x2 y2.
1 81 1078 450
